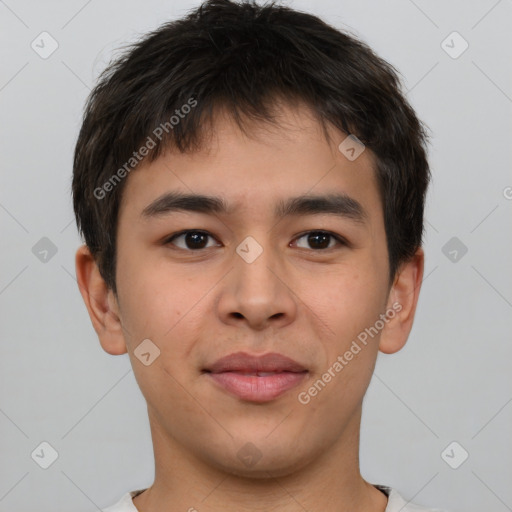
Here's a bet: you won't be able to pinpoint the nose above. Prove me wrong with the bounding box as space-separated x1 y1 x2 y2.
216 237 298 331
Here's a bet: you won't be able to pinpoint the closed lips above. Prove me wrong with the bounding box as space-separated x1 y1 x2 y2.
203 351 308 374
203 352 309 402
221 371 306 376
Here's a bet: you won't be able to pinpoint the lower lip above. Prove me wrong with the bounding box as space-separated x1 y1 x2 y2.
206 371 308 402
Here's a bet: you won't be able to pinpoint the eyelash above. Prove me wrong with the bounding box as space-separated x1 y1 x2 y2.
163 230 347 252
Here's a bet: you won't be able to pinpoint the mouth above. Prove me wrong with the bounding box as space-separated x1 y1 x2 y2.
202 352 308 403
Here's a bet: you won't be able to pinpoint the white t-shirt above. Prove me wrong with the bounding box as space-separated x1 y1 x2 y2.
102 485 447 511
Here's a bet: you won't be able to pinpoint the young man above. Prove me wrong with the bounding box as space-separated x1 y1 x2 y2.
73 1 444 510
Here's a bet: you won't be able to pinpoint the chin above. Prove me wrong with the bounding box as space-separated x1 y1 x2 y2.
202 441 314 479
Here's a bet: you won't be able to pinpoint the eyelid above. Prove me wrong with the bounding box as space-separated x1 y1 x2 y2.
164 230 220 248
292 230 348 249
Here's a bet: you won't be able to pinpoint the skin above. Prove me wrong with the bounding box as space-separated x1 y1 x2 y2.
76 102 424 512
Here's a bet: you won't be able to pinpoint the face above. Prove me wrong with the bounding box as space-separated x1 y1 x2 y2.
106 104 398 476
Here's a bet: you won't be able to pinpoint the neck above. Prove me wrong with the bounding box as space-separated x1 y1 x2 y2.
133 406 387 512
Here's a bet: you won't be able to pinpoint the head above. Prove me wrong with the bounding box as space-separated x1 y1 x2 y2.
73 0 429 477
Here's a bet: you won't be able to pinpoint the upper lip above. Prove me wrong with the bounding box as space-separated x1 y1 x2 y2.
204 352 307 373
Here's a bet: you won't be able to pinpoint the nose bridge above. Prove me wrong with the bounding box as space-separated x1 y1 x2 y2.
235 234 277 291
234 232 281 299
217 232 297 329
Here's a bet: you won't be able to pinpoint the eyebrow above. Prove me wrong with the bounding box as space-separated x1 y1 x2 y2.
141 191 367 223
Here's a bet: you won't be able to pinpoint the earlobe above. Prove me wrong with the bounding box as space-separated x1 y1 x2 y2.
378 248 424 355
75 244 128 355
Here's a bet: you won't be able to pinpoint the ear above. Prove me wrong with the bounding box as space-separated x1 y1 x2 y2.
379 247 424 354
75 244 127 355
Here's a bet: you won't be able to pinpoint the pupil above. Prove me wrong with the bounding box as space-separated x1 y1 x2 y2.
309 232 329 249
186 232 207 249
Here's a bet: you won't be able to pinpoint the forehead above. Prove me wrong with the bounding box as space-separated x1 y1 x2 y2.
117 103 382 226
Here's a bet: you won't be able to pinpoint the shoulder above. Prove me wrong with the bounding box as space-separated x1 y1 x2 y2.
377 485 449 512
102 489 147 512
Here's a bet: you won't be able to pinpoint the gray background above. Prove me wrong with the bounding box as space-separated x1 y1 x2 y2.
1 1 511 511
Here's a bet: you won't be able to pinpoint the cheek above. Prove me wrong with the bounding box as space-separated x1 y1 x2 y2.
116 252 210 373
303 270 384 410
115 250 181 343
310 265 387 340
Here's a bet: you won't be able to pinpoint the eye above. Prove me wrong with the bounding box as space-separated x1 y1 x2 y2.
292 231 346 250
164 229 347 252
164 230 220 250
